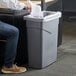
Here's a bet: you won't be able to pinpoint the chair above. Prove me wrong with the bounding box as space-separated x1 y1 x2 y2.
0 36 6 67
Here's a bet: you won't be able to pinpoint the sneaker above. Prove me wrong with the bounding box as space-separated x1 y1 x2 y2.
1 64 27 74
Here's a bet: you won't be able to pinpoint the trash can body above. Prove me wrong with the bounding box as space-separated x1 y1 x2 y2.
24 11 61 68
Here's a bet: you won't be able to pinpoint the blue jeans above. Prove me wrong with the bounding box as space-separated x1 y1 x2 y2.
0 21 19 67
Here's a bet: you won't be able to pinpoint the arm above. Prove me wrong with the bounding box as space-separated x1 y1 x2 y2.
7 0 26 10
0 0 23 10
0 5 8 8
0 0 8 8
0 0 31 11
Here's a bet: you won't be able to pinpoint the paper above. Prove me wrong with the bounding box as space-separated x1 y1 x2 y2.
30 2 43 18
27 0 43 18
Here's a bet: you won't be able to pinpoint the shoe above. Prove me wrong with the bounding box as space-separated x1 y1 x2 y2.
1 64 27 74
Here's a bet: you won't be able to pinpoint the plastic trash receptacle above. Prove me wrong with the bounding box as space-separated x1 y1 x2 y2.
24 11 61 69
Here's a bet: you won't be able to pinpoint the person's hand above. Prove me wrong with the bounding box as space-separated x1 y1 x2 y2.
25 2 32 12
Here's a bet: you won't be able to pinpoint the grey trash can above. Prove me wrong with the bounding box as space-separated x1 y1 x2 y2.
24 11 61 69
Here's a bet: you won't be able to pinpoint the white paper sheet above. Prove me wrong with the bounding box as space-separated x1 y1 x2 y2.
30 2 43 18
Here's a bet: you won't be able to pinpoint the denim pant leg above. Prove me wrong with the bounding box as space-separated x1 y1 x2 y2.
0 21 19 67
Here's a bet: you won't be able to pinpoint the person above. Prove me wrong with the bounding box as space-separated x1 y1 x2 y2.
0 0 31 11
0 0 31 74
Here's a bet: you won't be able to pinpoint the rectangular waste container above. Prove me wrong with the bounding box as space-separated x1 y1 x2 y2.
24 11 61 69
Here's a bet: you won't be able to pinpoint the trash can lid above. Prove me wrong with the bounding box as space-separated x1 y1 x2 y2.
24 11 62 22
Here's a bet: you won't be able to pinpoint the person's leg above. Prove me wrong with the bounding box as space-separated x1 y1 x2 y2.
0 21 26 73
0 21 19 67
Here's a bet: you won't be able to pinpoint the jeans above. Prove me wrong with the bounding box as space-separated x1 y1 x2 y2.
0 21 19 67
